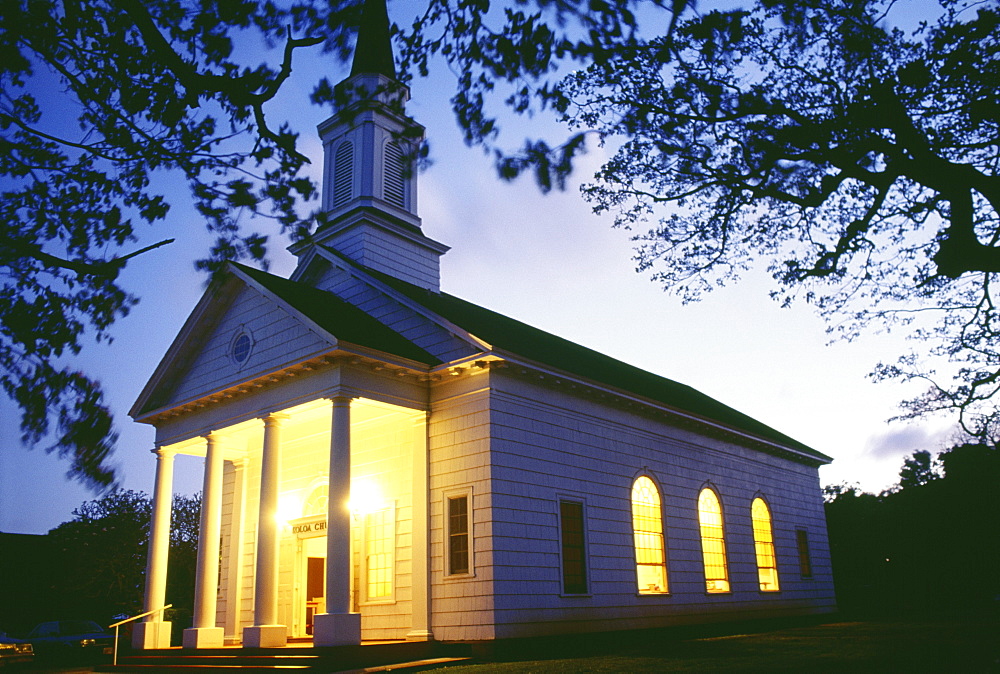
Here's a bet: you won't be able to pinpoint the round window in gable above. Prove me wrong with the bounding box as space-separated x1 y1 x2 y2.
230 330 254 366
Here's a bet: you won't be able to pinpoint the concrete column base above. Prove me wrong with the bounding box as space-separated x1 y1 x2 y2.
313 612 361 647
182 626 225 649
405 629 434 642
242 624 287 648
132 621 172 650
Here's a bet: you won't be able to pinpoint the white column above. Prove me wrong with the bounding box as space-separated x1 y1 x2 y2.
183 433 226 648
314 396 361 646
407 412 433 640
243 413 289 648
133 447 175 650
224 458 248 643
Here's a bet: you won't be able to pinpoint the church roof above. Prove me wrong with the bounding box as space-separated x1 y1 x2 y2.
259 248 829 462
364 267 829 462
351 0 396 78
233 262 440 366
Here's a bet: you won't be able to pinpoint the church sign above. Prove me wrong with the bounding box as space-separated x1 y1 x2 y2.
290 518 327 538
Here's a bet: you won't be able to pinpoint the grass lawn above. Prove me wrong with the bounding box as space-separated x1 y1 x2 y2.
429 617 999 673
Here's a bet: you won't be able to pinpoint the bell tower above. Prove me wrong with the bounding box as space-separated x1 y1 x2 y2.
295 0 449 291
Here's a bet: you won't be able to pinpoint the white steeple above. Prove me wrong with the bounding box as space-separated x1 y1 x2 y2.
292 0 448 292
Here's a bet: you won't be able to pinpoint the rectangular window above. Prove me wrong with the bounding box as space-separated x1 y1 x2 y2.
447 494 470 576
365 507 395 602
559 500 588 594
796 529 813 578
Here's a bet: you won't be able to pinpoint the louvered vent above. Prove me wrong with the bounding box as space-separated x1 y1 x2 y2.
383 141 406 208
333 141 353 207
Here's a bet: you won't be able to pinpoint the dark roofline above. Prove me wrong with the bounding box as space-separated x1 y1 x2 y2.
331 255 829 463
232 262 440 366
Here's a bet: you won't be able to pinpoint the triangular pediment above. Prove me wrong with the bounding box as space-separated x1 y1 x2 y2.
131 263 440 419
131 273 335 418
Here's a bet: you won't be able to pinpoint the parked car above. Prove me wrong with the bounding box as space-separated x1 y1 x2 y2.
0 632 34 668
24 620 114 656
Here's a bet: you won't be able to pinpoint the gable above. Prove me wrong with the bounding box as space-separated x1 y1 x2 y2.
133 264 441 418
233 263 441 365
150 282 336 413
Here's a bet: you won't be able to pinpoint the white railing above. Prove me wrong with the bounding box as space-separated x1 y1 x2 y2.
108 604 172 666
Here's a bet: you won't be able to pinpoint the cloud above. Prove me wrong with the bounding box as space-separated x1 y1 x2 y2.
862 423 957 461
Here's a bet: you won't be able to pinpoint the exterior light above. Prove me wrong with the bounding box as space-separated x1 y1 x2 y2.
276 494 301 526
350 479 383 517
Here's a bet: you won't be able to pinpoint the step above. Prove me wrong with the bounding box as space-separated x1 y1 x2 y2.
98 642 473 672
97 655 470 673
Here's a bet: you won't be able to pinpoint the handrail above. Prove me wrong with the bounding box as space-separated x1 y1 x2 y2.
108 604 172 666
109 605 172 629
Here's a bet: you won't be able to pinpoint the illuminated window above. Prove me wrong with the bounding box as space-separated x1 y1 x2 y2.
559 500 588 594
447 493 471 576
751 497 780 591
698 487 730 593
796 529 813 578
383 141 406 207
631 476 668 594
333 141 353 207
364 507 394 602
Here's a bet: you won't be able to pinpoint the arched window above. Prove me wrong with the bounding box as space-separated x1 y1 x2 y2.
698 487 730 593
631 476 668 593
333 141 353 207
751 497 780 591
383 140 406 207
303 484 328 518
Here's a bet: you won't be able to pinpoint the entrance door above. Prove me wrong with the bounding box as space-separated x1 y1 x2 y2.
305 556 325 635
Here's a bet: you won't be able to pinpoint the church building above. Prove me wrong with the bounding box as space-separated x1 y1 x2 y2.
130 0 835 650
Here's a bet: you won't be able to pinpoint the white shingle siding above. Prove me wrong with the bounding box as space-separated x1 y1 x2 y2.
166 287 332 409
484 372 834 638
428 380 496 641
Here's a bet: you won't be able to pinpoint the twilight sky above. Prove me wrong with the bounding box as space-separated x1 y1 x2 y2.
0 0 957 535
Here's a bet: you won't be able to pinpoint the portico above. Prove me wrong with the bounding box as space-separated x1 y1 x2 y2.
132 351 435 649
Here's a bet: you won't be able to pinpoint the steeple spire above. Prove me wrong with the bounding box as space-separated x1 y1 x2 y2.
289 0 449 292
351 0 396 79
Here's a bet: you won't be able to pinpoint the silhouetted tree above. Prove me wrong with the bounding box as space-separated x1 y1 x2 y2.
47 489 201 624
1 0 689 490
0 0 341 489
10 0 992 490
896 450 942 490
551 0 1000 438
823 483 890 612
825 442 1000 614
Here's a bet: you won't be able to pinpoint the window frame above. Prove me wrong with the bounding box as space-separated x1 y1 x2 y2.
557 497 590 596
796 528 813 579
751 496 780 592
228 327 254 367
631 475 669 595
697 486 731 594
361 503 396 605
444 487 474 578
